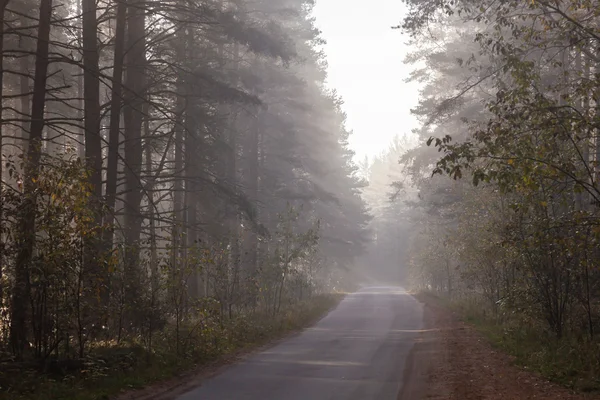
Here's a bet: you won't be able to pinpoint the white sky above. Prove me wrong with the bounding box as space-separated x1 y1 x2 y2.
312 0 421 162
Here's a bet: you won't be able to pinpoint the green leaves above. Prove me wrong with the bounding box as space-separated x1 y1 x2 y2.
401 0 600 346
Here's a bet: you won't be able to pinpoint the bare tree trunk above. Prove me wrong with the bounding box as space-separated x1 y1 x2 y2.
122 0 146 299
226 44 241 314
19 18 31 145
0 0 9 315
182 23 199 300
171 74 185 285
185 111 199 300
169 24 188 311
185 191 198 297
76 0 84 157
82 0 104 328
10 0 53 358
242 112 260 304
103 0 126 256
595 47 600 185
145 116 158 296
82 0 102 195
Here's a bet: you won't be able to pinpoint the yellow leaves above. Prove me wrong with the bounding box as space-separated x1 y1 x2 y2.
507 158 514 165
540 201 548 208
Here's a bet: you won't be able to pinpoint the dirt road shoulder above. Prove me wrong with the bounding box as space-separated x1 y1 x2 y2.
410 293 599 400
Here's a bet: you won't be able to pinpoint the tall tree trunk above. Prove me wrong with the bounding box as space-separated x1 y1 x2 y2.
145 115 158 297
184 102 200 299
242 112 260 304
256 124 267 284
170 24 188 309
226 44 241 312
186 104 203 299
10 0 52 358
82 0 102 200
19 17 31 144
227 115 240 313
595 47 600 185
11 9 31 328
122 0 146 308
185 186 198 298
76 0 84 157
82 0 104 327
103 0 126 255
0 0 9 316
171 75 185 287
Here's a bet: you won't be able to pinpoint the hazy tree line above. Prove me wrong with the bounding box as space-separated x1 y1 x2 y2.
0 0 370 368
358 136 416 284
388 0 600 383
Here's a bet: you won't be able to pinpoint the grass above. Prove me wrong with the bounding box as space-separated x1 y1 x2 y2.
421 291 600 393
0 293 343 400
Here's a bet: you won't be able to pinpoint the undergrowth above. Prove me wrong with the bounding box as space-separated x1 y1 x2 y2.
0 294 342 400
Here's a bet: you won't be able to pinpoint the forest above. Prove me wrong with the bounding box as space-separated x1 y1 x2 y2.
6 0 600 396
377 0 600 391
0 0 372 397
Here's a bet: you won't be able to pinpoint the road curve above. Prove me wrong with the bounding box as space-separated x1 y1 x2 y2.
178 287 424 400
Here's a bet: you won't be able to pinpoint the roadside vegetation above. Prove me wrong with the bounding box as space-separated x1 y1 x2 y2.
360 0 600 394
421 290 600 393
1 294 341 400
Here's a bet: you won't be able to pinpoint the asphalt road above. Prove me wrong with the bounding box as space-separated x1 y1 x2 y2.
178 287 424 400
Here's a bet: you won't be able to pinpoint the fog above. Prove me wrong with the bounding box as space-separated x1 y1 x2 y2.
312 0 422 286
4 0 600 392
2 0 406 363
340 0 600 364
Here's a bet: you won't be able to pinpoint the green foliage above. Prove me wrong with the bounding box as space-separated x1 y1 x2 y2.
1 154 107 358
399 0 600 392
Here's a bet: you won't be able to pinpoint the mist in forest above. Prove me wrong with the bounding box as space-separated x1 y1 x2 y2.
0 0 386 374
329 2 600 382
382 1 600 387
4 0 600 396
0 0 420 370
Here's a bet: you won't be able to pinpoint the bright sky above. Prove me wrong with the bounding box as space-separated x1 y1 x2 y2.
312 0 421 162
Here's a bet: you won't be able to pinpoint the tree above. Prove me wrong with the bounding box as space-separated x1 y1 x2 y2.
0 0 370 375
10 0 53 358
397 0 600 346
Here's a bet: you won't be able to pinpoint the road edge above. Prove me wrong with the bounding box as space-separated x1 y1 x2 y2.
397 293 440 400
